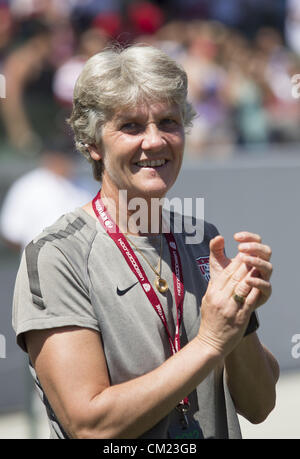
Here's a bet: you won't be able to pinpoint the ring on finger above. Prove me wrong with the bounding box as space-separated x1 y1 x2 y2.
233 293 246 306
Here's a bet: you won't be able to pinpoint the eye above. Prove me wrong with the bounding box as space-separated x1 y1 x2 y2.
159 118 179 130
120 122 143 134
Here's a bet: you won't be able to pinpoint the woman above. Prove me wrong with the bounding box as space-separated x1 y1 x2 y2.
13 45 279 439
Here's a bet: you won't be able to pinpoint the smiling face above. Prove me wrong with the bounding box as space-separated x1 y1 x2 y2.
91 101 185 202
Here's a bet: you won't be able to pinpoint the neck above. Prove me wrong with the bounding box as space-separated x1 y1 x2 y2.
82 176 166 236
99 183 164 236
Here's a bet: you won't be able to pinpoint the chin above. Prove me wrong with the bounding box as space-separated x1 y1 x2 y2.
136 181 171 199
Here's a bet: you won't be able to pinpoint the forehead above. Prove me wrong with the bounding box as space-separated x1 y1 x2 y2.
111 101 182 123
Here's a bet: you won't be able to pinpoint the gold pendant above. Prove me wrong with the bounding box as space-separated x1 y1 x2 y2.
154 276 169 294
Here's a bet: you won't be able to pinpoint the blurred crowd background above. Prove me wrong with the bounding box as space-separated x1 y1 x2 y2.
0 0 299 161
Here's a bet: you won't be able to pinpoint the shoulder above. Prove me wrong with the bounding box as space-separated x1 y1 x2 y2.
13 208 101 352
31 207 97 243
25 208 99 275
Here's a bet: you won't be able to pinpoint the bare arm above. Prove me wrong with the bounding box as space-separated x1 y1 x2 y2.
224 232 279 423
225 332 279 424
26 326 220 439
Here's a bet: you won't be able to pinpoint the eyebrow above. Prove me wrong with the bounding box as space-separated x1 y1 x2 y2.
114 114 136 123
113 109 181 124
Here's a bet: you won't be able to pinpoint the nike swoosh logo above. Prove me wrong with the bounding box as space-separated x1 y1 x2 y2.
117 282 139 296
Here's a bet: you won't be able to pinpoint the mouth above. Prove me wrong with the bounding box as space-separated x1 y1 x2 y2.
134 159 169 168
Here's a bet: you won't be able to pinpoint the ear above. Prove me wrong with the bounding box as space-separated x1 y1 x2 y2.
87 144 102 161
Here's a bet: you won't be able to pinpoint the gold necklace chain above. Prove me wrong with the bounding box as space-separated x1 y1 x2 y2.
123 233 169 294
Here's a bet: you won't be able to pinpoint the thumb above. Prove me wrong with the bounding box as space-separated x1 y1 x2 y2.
209 235 229 274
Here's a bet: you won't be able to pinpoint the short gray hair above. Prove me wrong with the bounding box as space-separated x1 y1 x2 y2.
67 44 196 181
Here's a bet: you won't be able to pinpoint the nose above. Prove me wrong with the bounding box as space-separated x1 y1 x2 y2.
141 123 166 151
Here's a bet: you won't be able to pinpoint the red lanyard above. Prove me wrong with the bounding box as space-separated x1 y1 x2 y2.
92 191 189 408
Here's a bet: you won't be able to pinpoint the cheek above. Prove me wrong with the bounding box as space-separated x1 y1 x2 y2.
114 137 142 164
172 135 185 160
169 128 185 148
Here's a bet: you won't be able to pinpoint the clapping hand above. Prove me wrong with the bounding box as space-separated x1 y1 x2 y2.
197 232 272 356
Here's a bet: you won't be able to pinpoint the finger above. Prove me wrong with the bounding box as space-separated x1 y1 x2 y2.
233 273 271 310
245 276 272 300
225 259 265 307
231 280 252 306
244 287 261 309
222 259 252 298
234 232 262 243
240 254 273 280
238 242 272 261
214 253 244 290
209 235 228 267
209 235 225 255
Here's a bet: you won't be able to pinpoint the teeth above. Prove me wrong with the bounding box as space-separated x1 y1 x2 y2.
136 159 166 167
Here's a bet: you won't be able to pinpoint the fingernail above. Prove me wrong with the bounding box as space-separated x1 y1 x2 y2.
235 232 245 239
